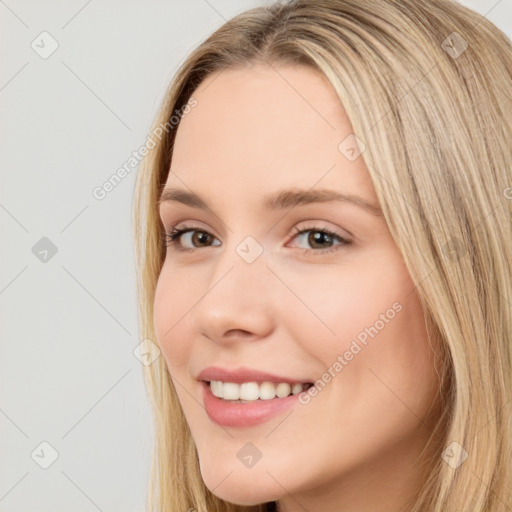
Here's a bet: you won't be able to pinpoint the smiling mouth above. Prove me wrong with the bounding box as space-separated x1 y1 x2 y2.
203 380 314 403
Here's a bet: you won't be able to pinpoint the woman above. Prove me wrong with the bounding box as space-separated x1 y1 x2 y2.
132 1 512 510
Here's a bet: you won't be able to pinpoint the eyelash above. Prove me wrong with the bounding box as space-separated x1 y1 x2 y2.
161 223 352 256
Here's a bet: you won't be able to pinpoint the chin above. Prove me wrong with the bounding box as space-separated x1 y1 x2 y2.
200 461 282 506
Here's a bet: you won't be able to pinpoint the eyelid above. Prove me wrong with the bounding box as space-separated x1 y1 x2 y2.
290 222 352 242
162 220 353 255
160 216 215 237
162 218 349 238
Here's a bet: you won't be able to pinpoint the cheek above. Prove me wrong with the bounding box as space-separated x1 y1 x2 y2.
153 265 193 371
289 252 437 397
349 258 436 392
278 253 412 357
326 263 438 418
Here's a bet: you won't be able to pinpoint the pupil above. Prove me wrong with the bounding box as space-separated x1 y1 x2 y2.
194 232 209 246
310 231 331 248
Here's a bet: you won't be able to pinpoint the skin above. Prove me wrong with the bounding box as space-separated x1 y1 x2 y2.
154 62 442 512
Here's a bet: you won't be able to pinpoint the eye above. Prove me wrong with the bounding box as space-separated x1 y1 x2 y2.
161 223 352 255
162 223 220 252
289 225 352 255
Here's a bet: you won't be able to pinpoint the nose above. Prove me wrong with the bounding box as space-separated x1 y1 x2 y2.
190 242 276 344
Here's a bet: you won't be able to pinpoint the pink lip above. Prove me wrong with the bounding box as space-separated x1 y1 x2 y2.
201 381 303 427
196 366 311 385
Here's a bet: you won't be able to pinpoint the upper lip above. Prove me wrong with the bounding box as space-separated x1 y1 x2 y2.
197 366 312 385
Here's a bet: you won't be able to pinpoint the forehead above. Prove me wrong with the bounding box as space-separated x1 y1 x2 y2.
167 63 377 206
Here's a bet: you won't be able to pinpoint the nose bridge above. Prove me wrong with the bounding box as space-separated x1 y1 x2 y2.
214 232 272 305
211 229 270 287
191 233 275 341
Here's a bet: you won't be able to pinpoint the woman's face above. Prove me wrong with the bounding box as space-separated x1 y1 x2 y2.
154 63 441 511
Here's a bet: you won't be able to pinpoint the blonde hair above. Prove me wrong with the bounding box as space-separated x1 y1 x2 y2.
132 1 512 510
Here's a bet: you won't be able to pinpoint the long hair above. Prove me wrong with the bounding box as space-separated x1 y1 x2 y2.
132 1 512 510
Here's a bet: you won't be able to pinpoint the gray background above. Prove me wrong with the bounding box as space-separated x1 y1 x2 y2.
1 1 510 510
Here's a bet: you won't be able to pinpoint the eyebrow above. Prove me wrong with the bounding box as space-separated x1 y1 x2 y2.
158 187 383 216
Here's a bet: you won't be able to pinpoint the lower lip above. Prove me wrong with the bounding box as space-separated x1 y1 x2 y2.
201 381 304 428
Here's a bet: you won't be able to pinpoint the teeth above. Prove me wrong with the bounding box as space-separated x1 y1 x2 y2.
240 382 260 400
276 383 291 398
291 382 304 395
209 380 309 401
222 382 240 400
